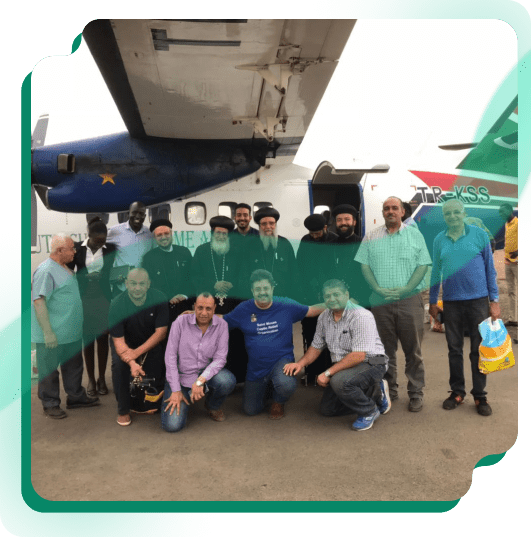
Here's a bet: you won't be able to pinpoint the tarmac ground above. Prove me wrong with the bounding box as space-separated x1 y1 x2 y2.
30 277 518 503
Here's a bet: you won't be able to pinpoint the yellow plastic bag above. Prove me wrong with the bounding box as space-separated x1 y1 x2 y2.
478 318 515 375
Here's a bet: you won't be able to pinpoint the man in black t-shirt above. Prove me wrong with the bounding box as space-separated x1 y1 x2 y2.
108 268 169 426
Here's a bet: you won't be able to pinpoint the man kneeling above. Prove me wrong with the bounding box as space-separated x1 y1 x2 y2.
284 279 390 431
162 293 236 432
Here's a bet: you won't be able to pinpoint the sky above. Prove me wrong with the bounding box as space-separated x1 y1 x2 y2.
30 19 517 175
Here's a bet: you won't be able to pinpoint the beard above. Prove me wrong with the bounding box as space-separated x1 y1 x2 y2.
337 224 354 238
211 236 230 255
260 229 278 250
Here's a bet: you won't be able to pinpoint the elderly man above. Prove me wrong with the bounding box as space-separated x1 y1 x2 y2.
296 214 337 384
284 279 390 431
161 293 236 432
223 269 325 419
142 218 193 322
498 202 518 327
107 201 153 296
430 199 500 416
330 204 369 307
32 234 99 419
192 216 242 312
242 207 300 301
355 196 431 412
108 268 169 426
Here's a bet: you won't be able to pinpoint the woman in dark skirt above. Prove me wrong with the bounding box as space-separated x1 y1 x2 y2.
68 217 117 396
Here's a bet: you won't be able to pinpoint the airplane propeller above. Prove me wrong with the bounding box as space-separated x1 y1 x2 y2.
31 115 49 251
438 143 478 151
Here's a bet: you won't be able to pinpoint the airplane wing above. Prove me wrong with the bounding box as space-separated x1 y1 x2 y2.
83 19 356 155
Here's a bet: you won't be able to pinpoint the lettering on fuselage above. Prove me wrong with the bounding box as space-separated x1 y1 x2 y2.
416 186 491 204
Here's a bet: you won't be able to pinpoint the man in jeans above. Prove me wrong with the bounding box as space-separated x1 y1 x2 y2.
161 293 236 432
355 197 431 412
223 269 325 419
430 199 501 416
284 279 390 431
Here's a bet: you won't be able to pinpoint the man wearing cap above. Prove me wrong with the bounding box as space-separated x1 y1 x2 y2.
191 216 242 312
242 207 301 301
142 219 193 323
356 196 431 412
296 214 337 384
107 201 153 297
330 204 369 307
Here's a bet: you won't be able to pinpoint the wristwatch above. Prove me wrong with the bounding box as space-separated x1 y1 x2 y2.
324 370 332 378
195 379 204 387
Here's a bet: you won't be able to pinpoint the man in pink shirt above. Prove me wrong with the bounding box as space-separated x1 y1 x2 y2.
162 293 235 432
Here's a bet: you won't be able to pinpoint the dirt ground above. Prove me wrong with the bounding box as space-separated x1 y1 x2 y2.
30 268 517 503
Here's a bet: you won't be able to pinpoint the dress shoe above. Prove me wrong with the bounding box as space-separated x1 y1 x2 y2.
408 397 423 412
117 414 132 426
269 402 285 420
66 396 100 409
86 379 97 397
207 408 226 422
96 377 109 395
43 406 67 419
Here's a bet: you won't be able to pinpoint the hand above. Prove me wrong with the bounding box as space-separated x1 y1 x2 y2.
283 362 303 376
388 287 409 300
164 391 189 416
121 348 138 363
214 281 228 293
316 373 330 387
429 304 442 320
44 331 58 349
490 302 501 321
510 250 518 259
189 383 206 403
377 287 399 301
170 294 187 304
129 361 146 378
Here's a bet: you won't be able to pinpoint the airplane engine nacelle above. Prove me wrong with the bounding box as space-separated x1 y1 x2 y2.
31 132 265 213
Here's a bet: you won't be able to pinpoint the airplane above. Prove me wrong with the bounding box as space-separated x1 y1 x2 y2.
31 19 518 272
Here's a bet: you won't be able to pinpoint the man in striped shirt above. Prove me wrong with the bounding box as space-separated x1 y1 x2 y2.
284 279 390 431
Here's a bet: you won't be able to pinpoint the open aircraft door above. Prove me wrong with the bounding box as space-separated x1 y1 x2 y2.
310 161 389 237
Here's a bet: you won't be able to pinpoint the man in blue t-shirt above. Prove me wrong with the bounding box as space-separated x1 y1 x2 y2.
224 269 325 419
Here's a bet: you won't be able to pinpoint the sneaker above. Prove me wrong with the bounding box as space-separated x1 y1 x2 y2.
117 414 132 426
269 402 285 420
408 397 423 412
442 392 465 410
66 396 100 409
43 406 67 419
379 379 391 414
474 397 492 417
352 408 381 431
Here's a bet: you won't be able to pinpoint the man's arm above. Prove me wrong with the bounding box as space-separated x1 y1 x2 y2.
390 265 429 299
283 345 322 376
482 235 501 321
360 264 393 299
316 351 366 387
33 298 58 348
306 303 326 317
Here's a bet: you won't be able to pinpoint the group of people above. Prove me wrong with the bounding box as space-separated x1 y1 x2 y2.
31 195 517 432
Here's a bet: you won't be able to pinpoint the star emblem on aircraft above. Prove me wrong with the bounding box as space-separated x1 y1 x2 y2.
99 174 116 185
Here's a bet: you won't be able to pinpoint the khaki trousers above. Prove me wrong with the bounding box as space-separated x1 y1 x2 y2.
505 262 518 322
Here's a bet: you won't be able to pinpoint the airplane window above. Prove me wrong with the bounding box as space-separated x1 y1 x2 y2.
253 202 273 216
219 202 237 219
86 213 110 225
149 204 171 222
185 202 206 225
314 205 330 215
117 211 129 224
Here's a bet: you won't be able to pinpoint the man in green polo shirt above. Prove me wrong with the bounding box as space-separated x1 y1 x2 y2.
355 197 431 412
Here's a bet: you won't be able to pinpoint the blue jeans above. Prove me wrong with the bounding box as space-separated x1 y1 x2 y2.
242 357 298 416
443 297 489 398
320 363 386 417
161 368 236 432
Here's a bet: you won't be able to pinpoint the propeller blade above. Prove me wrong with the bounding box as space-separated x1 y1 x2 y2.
31 114 49 150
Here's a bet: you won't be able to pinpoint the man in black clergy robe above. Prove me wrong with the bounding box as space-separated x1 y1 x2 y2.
141 219 193 323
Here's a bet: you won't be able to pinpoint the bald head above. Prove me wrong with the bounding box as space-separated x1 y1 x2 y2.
382 197 405 230
50 234 76 265
125 268 151 304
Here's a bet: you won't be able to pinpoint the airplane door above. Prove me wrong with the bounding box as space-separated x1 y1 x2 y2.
310 161 365 237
